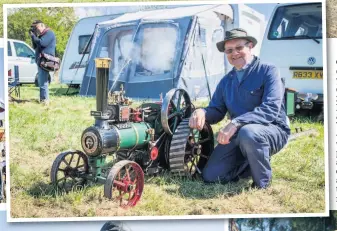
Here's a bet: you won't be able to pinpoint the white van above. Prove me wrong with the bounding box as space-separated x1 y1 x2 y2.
1 38 52 85
260 3 323 113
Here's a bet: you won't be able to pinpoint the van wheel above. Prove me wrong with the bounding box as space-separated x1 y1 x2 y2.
34 74 51 87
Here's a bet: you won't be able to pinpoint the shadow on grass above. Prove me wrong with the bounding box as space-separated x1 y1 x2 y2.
147 172 251 200
27 181 88 198
49 86 80 96
9 97 37 104
291 113 322 123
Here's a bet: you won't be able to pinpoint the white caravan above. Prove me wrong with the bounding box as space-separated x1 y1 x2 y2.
60 4 266 87
59 14 122 86
260 3 323 113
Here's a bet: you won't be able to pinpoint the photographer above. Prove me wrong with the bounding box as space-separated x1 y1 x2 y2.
30 20 56 105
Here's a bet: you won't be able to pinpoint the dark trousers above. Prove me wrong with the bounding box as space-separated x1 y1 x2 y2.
202 124 289 188
38 66 49 101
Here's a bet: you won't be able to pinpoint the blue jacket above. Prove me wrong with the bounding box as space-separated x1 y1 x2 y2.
204 57 290 135
31 29 56 64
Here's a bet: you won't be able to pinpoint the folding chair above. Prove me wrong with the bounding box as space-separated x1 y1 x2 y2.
8 65 20 99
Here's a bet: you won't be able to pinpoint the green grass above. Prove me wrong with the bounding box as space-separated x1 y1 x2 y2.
9 84 325 218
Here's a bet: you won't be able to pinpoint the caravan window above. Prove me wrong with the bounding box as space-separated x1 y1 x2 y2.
210 28 225 75
184 27 224 78
78 35 91 54
268 3 322 40
113 31 133 76
135 26 178 76
94 27 135 78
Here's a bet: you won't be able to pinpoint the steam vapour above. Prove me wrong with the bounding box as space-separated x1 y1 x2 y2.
137 27 178 74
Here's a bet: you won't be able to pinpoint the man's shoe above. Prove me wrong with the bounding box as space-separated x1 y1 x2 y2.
40 99 49 106
251 181 271 189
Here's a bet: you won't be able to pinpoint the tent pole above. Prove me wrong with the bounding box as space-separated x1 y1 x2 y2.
197 19 212 101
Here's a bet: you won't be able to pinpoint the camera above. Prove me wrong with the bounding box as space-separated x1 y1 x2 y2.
29 25 37 35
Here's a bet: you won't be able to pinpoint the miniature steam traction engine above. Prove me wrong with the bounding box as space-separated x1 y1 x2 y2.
51 58 214 208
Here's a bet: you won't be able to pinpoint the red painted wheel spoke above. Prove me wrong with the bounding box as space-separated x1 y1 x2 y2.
128 189 136 200
116 190 127 205
118 171 121 181
125 166 131 181
131 178 137 185
108 161 144 208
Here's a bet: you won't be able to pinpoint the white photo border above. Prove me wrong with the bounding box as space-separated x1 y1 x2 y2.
3 0 329 222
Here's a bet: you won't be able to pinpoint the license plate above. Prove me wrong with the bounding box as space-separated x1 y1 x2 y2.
293 70 323 79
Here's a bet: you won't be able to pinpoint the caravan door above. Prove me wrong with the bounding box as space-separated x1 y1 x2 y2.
60 15 121 86
80 24 138 96
125 18 191 100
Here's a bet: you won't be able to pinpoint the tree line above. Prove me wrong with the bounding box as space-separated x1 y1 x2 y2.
6 7 78 59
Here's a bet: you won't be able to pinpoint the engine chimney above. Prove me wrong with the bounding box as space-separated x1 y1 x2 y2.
95 58 111 118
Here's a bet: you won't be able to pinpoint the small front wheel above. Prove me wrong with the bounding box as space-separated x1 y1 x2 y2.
104 160 144 208
50 150 89 193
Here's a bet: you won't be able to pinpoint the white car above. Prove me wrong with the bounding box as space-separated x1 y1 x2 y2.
1 38 52 85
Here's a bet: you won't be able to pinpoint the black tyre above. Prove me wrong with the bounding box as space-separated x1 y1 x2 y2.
50 150 89 193
169 118 214 177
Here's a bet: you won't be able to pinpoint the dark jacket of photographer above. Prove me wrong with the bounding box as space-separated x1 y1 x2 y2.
31 29 56 65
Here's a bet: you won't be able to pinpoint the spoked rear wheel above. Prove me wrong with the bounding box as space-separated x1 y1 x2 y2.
50 150 89 192
104 160 144 208
169 118 214 177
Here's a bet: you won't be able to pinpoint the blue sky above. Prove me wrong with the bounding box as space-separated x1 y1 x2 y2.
75 3 277 22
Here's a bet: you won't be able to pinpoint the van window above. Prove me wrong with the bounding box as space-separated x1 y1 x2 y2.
13 42 34 58
135 25 178 76
7 41 12 56
268 3 322 40
78 35 91 54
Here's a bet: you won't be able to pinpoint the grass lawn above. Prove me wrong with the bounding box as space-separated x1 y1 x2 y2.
9 84 325 218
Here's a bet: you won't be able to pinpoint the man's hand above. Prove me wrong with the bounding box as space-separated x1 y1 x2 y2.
189 109 206 130
217 123 238 145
